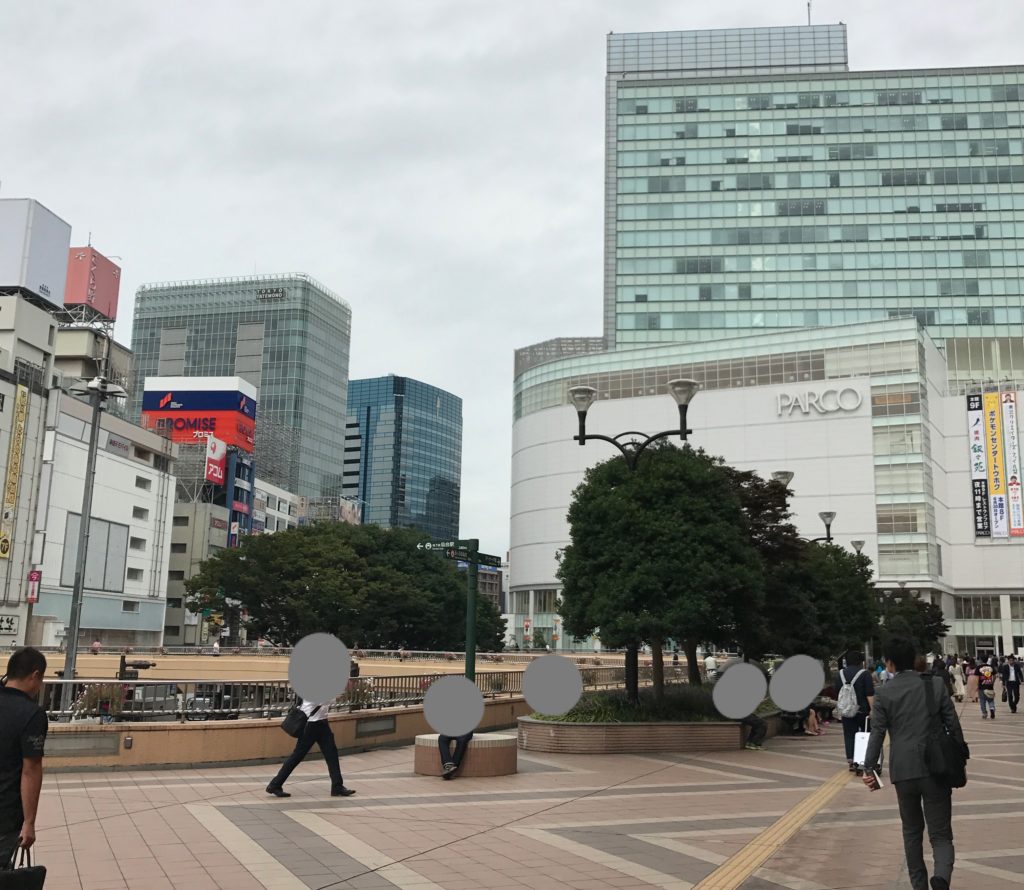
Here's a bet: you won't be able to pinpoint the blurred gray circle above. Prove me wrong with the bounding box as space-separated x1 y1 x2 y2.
523 655 584 716
289 633 350 703
424 675 484 736
769 654 825 712
712 662 767 719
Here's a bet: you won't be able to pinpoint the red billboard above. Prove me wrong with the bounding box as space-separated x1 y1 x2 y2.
65 247 121 320
205 436 227 484
141 377 257 453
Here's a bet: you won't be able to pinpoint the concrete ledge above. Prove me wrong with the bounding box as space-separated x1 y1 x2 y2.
413 733 517 777
45 698 533 770
517 716 744 753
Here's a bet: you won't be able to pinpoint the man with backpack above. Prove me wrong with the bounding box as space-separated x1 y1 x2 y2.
835 649 875 774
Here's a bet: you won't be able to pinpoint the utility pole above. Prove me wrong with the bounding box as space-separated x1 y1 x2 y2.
464 538 479 681
807 1 812 26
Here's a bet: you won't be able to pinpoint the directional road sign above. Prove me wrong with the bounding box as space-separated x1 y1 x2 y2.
416 541 455 551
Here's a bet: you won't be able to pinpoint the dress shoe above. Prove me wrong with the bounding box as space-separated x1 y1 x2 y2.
331 787 356 797
266 785 290 798
930 876 949 890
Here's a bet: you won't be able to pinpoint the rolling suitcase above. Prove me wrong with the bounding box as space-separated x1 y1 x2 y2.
852 715 883 771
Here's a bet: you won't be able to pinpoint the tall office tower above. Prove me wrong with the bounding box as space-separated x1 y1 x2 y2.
129 274 352 497
602 25 1024 389
346 375 462 541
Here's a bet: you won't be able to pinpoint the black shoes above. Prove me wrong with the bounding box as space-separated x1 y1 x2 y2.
930 876 950 890
266 785 290 798
331 787 356 797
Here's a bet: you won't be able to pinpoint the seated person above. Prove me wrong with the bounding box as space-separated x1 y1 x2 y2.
741 714 767 750
438 732 474 778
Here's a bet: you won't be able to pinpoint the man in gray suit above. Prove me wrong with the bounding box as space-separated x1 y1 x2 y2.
863 636 965 890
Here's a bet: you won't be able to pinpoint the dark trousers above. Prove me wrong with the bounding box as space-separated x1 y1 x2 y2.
0 828 21 870
741 716 766 746
842 713 867 762
438 733 473 769
270 720 343 792
894 775 954 890
1007 681 1021 712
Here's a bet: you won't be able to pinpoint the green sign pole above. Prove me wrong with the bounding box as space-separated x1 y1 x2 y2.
463 538 479 681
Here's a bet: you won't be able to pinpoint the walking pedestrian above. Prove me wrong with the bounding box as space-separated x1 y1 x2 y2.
438 732 474 778
948 657 965 703
834 650 874 773
964 657 979 702
0 647 48 867
862 636 965 890
978 662 997 718
998 653 1022 714
266 700 355 798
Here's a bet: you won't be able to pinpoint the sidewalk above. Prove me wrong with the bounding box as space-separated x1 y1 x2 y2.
32 701 1023 889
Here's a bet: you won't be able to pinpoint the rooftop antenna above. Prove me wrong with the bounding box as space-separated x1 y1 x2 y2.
807 0 811 25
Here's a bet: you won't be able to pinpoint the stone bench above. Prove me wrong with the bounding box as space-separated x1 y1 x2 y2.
413 733 518 777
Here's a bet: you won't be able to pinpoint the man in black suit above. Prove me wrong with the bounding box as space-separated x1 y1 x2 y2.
999 654 1022 713
863 636 965 890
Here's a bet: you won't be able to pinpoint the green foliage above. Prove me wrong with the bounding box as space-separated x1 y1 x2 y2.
185 523 506 650
531 628 547 648
532 684 719 723
873 591 950 655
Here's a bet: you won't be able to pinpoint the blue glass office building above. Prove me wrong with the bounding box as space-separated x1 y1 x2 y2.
346 376 462 541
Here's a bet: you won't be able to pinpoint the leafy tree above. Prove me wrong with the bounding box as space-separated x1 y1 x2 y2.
558 444 764 701
873 591 949 656
185 523 505 651
532 628 547 649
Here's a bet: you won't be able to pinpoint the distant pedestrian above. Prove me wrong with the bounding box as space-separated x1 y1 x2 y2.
834 650 874 773
863 635 966 890
672 650 680 669
931 654 953 698
438 732 474 778
212 640 220 657
704 652 718 681
948 658 965 703
998 654 1022 714
266 700 355 798
978 663 997 718
90 639 101 655
964 658 979 702
0 647 48 867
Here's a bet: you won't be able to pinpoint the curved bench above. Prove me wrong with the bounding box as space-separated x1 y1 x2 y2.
413 733 518 777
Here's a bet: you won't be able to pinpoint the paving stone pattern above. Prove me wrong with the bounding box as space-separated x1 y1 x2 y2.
32 702 1024 889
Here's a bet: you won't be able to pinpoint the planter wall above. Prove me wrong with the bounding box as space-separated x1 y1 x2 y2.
517 716 743 753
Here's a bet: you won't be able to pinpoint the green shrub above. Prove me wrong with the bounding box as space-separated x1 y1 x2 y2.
532 684 720 724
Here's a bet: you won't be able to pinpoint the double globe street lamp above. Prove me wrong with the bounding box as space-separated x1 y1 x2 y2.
567 379 701 703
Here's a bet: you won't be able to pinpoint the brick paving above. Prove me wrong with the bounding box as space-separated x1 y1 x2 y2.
30 700 1024 889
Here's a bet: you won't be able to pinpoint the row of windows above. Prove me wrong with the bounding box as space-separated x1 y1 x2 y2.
617 278 990 299
616 221 997 246
616 307 1009 331
615 248 1000 271
620 164 1024 195
621 197 1008 220
954 595 1003 620
620 114 1017 139
617 85 1022 115
618 142 1024 166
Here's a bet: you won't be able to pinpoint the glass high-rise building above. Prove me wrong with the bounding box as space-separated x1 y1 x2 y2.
601 24 1024 390
129 274 352 497
345 375 462 541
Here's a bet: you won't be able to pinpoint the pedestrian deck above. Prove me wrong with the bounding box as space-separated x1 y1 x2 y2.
33 702 1024 889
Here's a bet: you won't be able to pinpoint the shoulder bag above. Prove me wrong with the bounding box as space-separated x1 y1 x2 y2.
921 675 969 789
281 701 322 738
0 847 47 889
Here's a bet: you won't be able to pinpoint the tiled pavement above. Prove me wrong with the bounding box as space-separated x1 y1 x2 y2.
33 700 1024 890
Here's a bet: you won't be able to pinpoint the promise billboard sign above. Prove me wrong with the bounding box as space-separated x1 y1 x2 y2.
141 376 257 453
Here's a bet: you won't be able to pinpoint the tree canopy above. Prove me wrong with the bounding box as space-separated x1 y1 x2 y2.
184 522 505 651
873 590 950 656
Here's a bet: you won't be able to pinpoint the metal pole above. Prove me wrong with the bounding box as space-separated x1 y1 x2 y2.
60 385 104 713
464 539 479 681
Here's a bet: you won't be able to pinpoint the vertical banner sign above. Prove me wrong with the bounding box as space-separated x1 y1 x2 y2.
984 392 1009 537
967 394 991 537
1002 392 1024 537
204 435 227 484
0 386 29 560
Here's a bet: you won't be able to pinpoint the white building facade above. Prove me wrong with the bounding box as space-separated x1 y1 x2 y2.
511 318 1024 659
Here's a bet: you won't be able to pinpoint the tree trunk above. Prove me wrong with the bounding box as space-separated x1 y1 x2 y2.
684 638 702 685
651 637 665 701
625 644 639 704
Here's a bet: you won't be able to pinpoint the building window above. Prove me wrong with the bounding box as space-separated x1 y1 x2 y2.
168 570 186 582
164 626 180 638
126 568 144 581
954 596 1002 620
167 597 183 609
129 537 147 552
170 543 187 554
135 476 152 491
132 507 150 521
60 513 129 593
535 590 558 613
1010 596 1024 620
122 601 140 614
172 516 189 527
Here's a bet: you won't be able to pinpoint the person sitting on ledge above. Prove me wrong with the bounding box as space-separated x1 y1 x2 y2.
438 732 474 779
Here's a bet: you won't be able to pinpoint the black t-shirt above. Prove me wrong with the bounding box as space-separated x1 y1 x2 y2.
0 686 48 835
835 666 875 715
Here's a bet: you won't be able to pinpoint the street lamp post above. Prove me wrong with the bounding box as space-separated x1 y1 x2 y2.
568 379 700 704
59 376 128 714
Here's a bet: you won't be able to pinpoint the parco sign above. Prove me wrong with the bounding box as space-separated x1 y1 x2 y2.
776 387 863 417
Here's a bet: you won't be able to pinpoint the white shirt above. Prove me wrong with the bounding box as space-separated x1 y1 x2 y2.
301 701 331 722
705 655 718 672
1009 664 1020 683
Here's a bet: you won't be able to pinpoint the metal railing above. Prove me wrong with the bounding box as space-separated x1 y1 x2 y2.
41 666 634 722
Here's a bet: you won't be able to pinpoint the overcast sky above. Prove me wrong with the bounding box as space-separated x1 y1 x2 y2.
4 0 1023 556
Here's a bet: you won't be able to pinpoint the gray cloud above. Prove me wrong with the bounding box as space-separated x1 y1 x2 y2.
3 0 1023 557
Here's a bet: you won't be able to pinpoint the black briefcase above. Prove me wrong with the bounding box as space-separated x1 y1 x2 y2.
0 848 46 889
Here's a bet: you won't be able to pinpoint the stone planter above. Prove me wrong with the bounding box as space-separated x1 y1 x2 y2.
517 716 743 753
